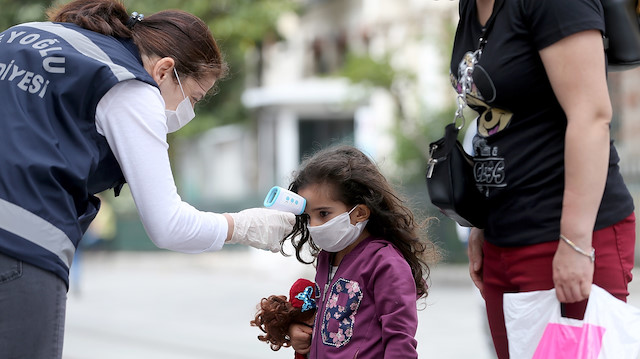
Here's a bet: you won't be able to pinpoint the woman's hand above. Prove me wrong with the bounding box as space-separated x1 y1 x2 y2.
467 227 485 297
224 208 296 252
552 238 594 303
288 323 313 354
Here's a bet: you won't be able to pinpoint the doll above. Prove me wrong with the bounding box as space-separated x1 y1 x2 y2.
251 278 318 359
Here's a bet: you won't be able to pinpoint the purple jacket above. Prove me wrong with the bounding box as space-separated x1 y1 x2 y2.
309 236 419 359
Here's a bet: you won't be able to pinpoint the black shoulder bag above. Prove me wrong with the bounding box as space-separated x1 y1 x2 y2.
426 122 485 228
425 0 505 229
601 0 640 71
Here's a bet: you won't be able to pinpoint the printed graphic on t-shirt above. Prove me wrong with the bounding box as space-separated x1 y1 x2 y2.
321 278 363 348
451 52 513 197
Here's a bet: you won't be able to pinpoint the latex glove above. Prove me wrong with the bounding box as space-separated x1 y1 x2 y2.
227 208 296 252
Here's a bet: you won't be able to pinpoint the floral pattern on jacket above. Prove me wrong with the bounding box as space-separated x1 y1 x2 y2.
321 278 363 347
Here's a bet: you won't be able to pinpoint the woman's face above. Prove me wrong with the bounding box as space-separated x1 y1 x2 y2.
159 71 216 111
298 183 352 227
144 56 216 111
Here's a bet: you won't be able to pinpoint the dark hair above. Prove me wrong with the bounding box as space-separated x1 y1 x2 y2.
46 0 228 84
250 295 316 352
283 145 438 298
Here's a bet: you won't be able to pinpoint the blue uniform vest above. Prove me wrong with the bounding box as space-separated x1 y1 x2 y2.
0 22 157 286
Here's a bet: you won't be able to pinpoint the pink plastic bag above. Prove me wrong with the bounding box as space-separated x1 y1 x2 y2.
532 323 606 359
504 285 640 359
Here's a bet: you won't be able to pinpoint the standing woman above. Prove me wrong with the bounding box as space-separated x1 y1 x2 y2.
451 0 636 357
0 0 294 358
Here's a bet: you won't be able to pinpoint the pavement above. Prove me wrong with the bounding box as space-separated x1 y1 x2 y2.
62 249 640 359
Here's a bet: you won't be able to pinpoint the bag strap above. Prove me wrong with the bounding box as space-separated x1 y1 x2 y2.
477 0 506 54
453 0 506 130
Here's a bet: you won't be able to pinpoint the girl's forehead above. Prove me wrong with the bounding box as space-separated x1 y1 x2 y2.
299 182 336 200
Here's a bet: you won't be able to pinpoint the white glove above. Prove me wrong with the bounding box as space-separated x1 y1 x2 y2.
227 208 296 252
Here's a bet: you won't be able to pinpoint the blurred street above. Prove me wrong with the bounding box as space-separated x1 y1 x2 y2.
62 249 640 359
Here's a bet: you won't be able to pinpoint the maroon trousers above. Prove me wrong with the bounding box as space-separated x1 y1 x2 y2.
482 213 636 359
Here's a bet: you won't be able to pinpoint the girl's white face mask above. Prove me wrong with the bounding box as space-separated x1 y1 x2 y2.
308 206 368 252
165 68 195 133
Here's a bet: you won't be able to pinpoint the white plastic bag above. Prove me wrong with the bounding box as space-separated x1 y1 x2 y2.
504 285 640 359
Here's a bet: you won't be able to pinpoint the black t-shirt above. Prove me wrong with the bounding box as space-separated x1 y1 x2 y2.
450 0 634 246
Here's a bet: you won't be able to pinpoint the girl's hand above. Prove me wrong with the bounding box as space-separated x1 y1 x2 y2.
552 239 594 303
467 227 485 298
288 323 313 354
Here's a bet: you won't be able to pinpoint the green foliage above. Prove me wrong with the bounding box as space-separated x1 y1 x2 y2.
391 104 457 182
0 0 50 30
123 0 298 135
332 13 459 185
336 52 396 89
334 51 456 183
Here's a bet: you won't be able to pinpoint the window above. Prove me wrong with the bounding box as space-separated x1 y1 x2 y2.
299 118 354 160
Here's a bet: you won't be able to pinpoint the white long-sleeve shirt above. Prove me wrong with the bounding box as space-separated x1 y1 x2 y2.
95 80 227 253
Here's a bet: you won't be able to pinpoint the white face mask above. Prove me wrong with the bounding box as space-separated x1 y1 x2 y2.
308 206 369 252
165 68 195 133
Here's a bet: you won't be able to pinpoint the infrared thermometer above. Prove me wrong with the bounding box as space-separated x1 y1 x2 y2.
263 186 306 215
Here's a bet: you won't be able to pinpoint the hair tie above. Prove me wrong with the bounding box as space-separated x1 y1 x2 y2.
126 11 144 29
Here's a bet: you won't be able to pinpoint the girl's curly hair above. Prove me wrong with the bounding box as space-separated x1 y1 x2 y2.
281 145 439 298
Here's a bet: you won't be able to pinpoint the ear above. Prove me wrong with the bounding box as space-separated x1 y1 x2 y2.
353 204 370 223
149 57 175 85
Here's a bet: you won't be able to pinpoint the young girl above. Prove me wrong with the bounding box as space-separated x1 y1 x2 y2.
251 278 319 359
283 145 438 359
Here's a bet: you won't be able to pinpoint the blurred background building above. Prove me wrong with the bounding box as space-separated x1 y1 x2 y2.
170 0 468 260
177 0 458 196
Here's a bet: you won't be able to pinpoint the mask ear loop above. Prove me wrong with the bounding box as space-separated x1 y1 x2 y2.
347 205 362 225
348 205 371 226
173 67 187 99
